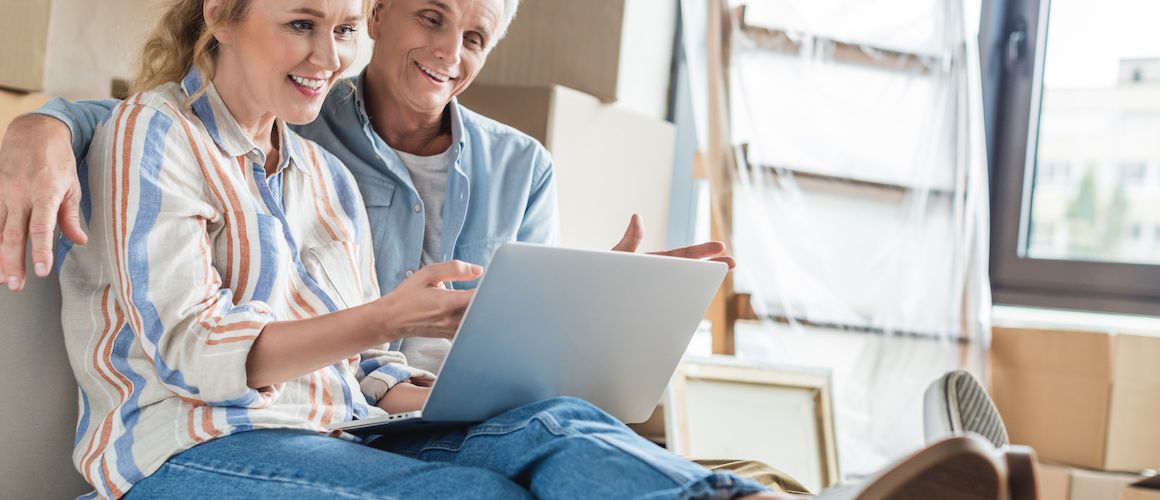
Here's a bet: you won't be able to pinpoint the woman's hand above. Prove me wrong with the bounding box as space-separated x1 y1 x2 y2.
374 260 482 341
376 382 430 414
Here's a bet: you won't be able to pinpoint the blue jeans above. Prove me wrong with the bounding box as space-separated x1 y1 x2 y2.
125 397 767 499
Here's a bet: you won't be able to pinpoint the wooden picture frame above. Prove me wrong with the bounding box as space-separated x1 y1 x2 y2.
665 357 840 492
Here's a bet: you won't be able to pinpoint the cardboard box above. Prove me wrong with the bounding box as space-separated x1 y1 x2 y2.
459 84 675 253
1070 468 1145 500
0 90 51 134
0 0 162 96
478 0 676 119
1038 462 1073 500
1037 462 1154 500
1123 476 1160 500
0 0 52 91
990 327 1160 471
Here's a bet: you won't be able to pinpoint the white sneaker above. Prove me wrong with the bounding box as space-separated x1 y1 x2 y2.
923 370 1009 448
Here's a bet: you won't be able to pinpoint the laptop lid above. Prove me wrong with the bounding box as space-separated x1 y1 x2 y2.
420 243 727 424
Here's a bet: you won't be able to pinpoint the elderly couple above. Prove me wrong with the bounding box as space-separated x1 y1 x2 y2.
0 0 1019 498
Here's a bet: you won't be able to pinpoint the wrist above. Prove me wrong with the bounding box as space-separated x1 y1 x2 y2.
365 294 400 344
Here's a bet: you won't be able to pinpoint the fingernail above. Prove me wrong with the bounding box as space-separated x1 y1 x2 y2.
34 262 48 277
7 277 18 291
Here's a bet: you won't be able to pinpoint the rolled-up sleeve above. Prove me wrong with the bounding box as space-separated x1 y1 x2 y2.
355 349 436 404
96 102 276 407
34 97 118 160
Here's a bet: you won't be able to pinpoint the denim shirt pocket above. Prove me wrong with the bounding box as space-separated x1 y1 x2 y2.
359 175 396 207
356 175 396 261
303 241 366 309
453 236 515 290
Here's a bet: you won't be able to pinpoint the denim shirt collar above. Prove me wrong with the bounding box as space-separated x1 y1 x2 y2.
180 68 310 177
352 70 468 162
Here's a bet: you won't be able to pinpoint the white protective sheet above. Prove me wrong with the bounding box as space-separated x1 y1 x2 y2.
682 0 992 478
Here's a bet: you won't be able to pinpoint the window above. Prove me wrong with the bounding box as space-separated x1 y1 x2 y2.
1035 160 1070 185
988 0 1160 314
1118 162 1148 185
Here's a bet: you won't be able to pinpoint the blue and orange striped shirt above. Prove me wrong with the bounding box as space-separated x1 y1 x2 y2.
58 70 433 498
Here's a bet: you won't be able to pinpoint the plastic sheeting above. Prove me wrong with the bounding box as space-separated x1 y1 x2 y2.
681 0 992 478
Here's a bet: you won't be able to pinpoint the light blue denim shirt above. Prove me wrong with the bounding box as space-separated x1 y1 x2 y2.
37 72 561 295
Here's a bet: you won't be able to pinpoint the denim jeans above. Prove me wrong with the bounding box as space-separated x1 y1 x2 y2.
125 397 767 499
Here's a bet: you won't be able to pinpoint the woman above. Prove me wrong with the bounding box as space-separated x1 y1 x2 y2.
60 0 490 496
59 0 775 498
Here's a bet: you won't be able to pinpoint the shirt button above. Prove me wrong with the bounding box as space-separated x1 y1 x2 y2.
404 270 414 278
413 203 421 213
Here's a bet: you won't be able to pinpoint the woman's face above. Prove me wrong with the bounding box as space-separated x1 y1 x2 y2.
213 0 365 125
367 0 504 117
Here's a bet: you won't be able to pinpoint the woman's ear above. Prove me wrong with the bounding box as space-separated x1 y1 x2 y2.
368 1 385 40
203 0 233 44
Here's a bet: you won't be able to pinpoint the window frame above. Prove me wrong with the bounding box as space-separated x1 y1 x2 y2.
986 0 1160 315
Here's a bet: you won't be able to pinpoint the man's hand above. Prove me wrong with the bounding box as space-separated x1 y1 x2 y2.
611 214 736 269
0 114 87 291
375 260 482 341
376 382 431 414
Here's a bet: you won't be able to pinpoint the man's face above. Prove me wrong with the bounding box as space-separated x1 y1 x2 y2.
367 0 504 116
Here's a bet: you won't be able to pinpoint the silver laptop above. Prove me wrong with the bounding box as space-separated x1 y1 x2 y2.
328 242 727 435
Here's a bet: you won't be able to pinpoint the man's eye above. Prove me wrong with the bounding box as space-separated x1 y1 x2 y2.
421 15 440 25
289 20 314 32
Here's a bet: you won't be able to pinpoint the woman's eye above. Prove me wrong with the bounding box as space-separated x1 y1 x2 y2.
421 15 439 26
336 25 358 38
289 20 313 32
466 35 483 48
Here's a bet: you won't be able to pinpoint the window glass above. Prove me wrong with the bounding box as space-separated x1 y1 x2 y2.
1026 0 1160 264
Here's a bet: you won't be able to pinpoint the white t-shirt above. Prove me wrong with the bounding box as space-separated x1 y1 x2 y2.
394 147 454 373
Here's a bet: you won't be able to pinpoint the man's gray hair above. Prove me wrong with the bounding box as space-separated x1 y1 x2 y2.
494 0 521 46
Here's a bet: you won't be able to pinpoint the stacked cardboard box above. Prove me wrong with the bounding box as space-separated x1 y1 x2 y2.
459 0 679 253
0 0 161 97
0 0 52 92
991 326 1160 500
1038 462 1159 500
459 85 675 252
476 0 677 120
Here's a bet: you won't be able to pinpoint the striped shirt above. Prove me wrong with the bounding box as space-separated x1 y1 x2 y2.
58 70 433 499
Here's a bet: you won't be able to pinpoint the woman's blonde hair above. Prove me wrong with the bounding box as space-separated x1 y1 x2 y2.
132 0 253 99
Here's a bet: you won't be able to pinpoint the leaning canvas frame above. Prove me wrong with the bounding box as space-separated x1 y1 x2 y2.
664 358 840 489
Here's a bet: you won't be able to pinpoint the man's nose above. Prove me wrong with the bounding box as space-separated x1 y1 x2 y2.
431 30 462 67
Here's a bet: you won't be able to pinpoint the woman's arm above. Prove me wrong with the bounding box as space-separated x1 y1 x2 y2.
247 260 479 389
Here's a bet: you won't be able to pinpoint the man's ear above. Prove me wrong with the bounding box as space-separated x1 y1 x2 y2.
203 0 233 44
368 1 386 40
